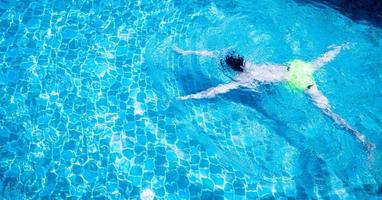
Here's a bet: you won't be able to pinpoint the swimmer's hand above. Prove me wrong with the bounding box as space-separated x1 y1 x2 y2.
172 45 216 57
177 82 241 100
172 45 189 55
329 42 350 49
312 42 351 70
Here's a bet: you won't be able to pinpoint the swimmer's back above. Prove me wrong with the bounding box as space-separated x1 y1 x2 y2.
244 63 289 83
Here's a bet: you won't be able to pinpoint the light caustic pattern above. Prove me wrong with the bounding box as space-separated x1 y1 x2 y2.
0 0 382 199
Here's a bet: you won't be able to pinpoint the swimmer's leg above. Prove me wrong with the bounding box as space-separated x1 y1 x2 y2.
305 85 375 153
178 82 242 100
173 45 216 58
311 43 349 70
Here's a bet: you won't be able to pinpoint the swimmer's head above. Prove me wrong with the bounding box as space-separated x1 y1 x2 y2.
222 51 245 72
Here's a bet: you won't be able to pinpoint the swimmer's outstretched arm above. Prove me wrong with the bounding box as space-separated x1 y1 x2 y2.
305 85 375 153
178 82 241 100
312 43 349 70
173 45 216 58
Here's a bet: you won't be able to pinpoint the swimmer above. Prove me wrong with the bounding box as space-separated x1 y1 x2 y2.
173 44 375 153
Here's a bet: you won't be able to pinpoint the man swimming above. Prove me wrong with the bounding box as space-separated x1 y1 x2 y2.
173 44 375 153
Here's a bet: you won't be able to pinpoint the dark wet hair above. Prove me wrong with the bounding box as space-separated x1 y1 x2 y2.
221 51 245 72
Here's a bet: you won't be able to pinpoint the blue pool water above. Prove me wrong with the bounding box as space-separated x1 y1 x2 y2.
1 0 382 199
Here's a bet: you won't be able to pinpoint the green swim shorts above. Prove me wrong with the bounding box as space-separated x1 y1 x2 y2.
286 59 315 91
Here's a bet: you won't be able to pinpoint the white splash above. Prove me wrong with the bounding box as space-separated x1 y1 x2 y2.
46 29 52 39
140 189 155 200
110 132 123 153
134 101 144 116
50 91 59 96
117 25 132 42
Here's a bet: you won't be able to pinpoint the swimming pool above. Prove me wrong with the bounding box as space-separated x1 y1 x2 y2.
0 0 381 199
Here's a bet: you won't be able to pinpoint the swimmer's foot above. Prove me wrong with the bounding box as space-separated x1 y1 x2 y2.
366 141 376 159
367 141 376 151
172 45 216 57
352 129 376 155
